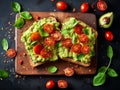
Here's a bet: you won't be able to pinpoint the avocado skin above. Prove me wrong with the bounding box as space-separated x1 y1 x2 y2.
99 12 114 28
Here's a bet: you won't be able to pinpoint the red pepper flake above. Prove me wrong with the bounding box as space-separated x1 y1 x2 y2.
18 60 23 65
35 16 40 21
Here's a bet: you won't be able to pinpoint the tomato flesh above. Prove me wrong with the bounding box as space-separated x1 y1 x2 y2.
46 80 55 89
81 45 91 54
80 2 89 13
44 37 56 46
33 44 43 54
79 34 89 43
74 24 83 35
43 24 55 34
56 1 68 10
57 80 68 89
51 31 62 41
62 38 73 48
30 32 41 41
71 44 81 54
64 67 74 77
97 1 107 11
40 48 52 58
105 31 114 41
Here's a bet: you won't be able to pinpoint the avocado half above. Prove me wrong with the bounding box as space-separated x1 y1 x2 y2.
99 12 114 28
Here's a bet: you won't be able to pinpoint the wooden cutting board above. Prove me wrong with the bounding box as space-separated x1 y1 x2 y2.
15 12 97 75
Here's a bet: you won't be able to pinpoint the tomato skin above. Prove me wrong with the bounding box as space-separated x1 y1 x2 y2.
97 1 107 11
46 80 55 89
30 32 41 41
80 2 89 13
63 67 74 77
74 24 83 35
81 45 91 54
6 48 17 58
43 24 55 34
105 31 114 41
79 34 89 43
40 48 52 58
33 44 43 54
57 80 68 89
56 1 68 11
51 31 62 41
44 37 56 46
62 38 73 48
71 44 81 54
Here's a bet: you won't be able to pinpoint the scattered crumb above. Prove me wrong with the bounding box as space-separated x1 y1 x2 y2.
88 69 92 72
15 74 19 78
3 60 7 64
8 21 12 25
51 0 55 2
10 12 14 16
73 8 77 12
1 27 3 30
53 9 56 12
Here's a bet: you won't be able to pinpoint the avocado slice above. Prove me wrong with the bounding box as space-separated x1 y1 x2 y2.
99 12 114 28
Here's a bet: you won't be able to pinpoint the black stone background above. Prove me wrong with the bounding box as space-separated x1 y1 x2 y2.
0 0 120 90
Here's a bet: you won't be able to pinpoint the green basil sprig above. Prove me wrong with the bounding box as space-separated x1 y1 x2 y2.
2 38 8 51
93 45 118 86
11 2 32 28
0 70 9 78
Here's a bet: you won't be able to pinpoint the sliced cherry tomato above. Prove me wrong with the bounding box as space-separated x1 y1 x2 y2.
80 2 89 13
62 38 73 48
30 32 41 41
97 0 107 11
44 37 56 46
18 60 23 65
105 31 114 41
35 16 40 21
40 48 52 58
56 1 68 11
74 24 83 35
79 34 89 43
33 44 43 54
81 45 91 54
6 48 16 58
43 24 55 34
63 67 74 77
57 80 68 89
51 31 62 41
46 80 55 89
71 44 81 54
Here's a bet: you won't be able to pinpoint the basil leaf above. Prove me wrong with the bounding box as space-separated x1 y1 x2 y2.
2 38 8 51
107 45 113 60
77 54 85 60
61 30 68 34
11 2 21 12
107 68 118 77
14 17 24 28
56 42 62 47
20 11 32 20
48 66 58 73
0 70 9 78
83 27 89 35
39 30 49 37
98 66 107 73
93 72 106 86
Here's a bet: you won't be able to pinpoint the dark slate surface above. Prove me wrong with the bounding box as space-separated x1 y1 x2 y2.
0 0 120 90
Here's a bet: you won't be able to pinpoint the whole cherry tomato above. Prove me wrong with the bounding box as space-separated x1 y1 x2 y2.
97 0 107 11
80 2 89 13
105 31 114 41
46 80 55 89
56 1 68 11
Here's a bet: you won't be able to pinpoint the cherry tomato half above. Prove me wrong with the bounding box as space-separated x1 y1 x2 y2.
30 32 41 41
81 45 91 54
46 80 55 89
40 48 52 58
80 2 89 13
63 67 74 77
74 24 83 35
57 80 68 89
79 34 89 43
43 24 55 34
97 0 107 11
105 31 114 41
71 44 81 54
56 1 68 11
62 38 73 48
33 44 43 54
6 48 17 58
44 36 56 46
51 31 62 41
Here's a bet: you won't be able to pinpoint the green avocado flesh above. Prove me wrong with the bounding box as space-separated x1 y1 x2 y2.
21 17 97 64
99 12 114 28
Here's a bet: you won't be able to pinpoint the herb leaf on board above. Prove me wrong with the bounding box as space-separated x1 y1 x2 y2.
14 17 24 28
20 11 32 20
48 66 58 73
2 38 8 51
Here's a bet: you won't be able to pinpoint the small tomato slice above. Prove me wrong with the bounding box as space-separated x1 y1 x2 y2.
51 31 62 41
56 1 68 11
40 48 52 58
71 44 81 54
74 24 83 35
30 32 41 41
62 38 73 48
80 2 89 13
79 34 89 43
43 24 55 34
97 1 107 11
81 45 91 54
44 37 56 46
105 31 114 41
33 44 43 54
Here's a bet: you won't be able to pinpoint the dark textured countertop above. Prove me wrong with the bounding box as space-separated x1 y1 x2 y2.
0 0 120 90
